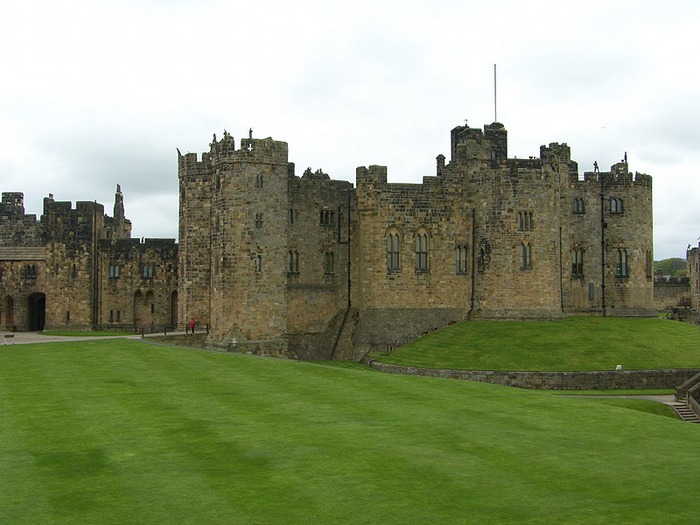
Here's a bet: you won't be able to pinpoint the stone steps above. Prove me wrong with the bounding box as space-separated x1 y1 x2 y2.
668 402 700 423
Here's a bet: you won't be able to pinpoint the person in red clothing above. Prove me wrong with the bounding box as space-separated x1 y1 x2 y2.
189 318 196 334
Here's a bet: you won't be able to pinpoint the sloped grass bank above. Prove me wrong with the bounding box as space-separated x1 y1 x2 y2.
1 340 699 524
373 317 700 371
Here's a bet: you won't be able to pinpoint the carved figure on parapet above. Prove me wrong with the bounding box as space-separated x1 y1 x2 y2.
301 167 330 180
594 161 599 173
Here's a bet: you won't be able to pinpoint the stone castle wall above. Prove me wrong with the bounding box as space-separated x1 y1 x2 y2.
178 132 353 357
178 148 213 329
1 121 658 362
364 358 700 390
0 188 177 332
175 123 655 359
654 276 691 311
98 238 178 331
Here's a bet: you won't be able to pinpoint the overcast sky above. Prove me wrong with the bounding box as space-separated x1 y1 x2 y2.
1 0 698 259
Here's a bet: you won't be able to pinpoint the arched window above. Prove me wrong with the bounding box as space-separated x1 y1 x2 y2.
573 198 585 214
387 230 400 271
254 254 262 273
519 243 532 270
616 249 628 277
610 197 624 214
255 213 263 229
456 244 468 274
518 211 533 231
324 251 335 275
320 209 334 226
287 251 299 274
571 248 584 276
415 231 429 271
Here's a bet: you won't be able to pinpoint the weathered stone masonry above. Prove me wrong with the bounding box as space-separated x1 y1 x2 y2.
0 120 656 362
0 187 178 332
178 122 655 359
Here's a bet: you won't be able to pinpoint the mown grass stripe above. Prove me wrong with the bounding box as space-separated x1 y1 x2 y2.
1 339 700 523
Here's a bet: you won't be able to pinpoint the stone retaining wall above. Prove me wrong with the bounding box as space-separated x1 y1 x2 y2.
363 358 699 390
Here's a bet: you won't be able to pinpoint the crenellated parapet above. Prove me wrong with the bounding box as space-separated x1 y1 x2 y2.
450 123 506 164
571 167 652 190
356 165 388 187
0 192 26 217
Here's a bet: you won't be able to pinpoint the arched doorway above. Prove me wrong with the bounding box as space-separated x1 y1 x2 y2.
28 293 46 331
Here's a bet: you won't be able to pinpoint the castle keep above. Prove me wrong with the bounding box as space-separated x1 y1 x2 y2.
177 123 655 359
1 121 655 359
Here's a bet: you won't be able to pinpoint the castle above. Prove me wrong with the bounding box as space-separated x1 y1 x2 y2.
0 187 178 334
0 122 656 359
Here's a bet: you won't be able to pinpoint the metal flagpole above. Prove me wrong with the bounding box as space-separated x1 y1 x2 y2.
494 64 497 122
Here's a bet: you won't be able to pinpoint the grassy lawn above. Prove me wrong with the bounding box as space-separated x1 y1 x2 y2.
1 340 700 524
372 317 700 371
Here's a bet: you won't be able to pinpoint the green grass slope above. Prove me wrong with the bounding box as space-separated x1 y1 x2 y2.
373 317 700 371
1 340 699 524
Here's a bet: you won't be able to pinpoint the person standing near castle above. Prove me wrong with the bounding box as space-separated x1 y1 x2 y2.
189 318 196 334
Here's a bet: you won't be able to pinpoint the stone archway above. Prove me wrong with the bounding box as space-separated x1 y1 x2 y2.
27 293 46 331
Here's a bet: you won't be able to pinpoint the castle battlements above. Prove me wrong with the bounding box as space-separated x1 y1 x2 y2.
573 168 652 189
178 134 289 179
100 237 176 249
356 165 388 186
0 192 26 217
42 197 105 216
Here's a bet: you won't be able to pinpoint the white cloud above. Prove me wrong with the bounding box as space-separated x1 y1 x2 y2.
1 0 698 259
